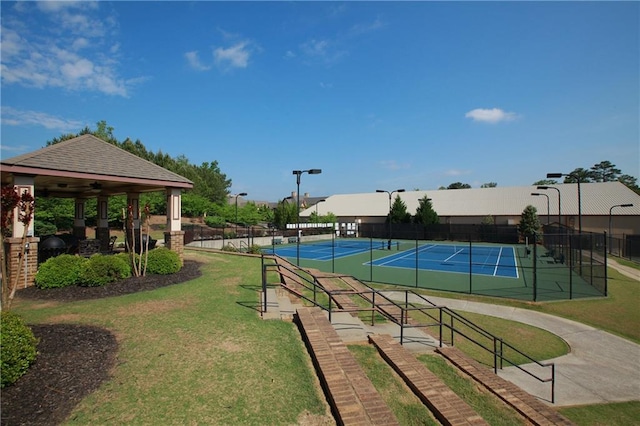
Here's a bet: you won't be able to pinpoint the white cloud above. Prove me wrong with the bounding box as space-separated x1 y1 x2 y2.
444 169 472 177
1 107 84 131
185 51 211 71
214 42 250 69
379 160 411 171
465 108 518 124
1 2 134 97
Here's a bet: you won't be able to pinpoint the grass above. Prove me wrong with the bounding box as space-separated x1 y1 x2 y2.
12 250 640 425
13 251 331 425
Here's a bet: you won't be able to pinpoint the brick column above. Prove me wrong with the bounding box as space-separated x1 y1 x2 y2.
164 231 185 265
73 198 87 239
96 196 110 251
4 236 39 289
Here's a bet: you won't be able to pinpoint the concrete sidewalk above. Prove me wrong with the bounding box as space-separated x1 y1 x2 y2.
382 291 640 407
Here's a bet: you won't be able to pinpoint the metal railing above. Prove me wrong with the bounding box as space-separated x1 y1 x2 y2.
261 254 556 403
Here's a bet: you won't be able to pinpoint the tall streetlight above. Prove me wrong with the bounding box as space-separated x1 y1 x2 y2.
234 192 248 237
537 185 561 229
315 199 326 223
293 169 322 265
531 192 550 224
547 173 582 234
376 188 405 249
608 203 633 254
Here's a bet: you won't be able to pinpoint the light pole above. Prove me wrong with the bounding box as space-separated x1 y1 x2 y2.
547 173 582 234
531 192 550 224
293 169 322 265
608 203 633 254
376 188 405 249
234 192 247 237
537 186 561 229
315 199 326 223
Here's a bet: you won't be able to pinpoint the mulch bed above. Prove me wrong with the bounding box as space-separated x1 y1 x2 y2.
1 260 202 426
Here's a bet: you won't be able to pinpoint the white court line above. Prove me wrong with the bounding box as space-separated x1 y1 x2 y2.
443 248 464 262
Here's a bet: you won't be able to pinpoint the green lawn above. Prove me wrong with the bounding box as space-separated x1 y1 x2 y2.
13 251 331 425
11 250 639 425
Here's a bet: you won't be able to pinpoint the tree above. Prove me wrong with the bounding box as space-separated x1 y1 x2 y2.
518 205 541 242
590 161 621 182
414 195 438 225
446 182 471 189
564 168 593 183
273 199 297 229
533 179 559 186
480 182 497 188
389 195 411 223
618 174 640 194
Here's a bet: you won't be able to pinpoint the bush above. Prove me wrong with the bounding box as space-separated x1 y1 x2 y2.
144 248 181 275
1 311 38 388
79 254 132 287
247 244 262 254
34 254 86 288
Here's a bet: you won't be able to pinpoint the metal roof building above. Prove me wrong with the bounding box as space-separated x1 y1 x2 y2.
303 182 640 235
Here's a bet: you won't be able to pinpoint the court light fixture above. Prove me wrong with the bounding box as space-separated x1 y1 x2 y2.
234 192 248 237
608 203 634 254
293 169 322 265
547 172 582 234
376 189 405 250
531 192 550 224
537 185 561 228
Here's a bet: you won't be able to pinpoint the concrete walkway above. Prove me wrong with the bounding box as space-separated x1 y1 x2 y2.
381 291 640 407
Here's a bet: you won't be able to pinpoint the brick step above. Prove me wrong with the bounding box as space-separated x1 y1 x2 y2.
370 334 488 426
296 307 399 426
437 347 574 426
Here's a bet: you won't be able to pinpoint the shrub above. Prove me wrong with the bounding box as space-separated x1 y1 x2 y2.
1 311 38 388
79 254 132 287
34 254 86 288
144 248 181 275
221 244 239 252
247 244 262 254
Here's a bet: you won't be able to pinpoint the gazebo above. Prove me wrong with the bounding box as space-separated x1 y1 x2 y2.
1 134 194 287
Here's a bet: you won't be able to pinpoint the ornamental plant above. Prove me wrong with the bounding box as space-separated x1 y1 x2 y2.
0 311 38 387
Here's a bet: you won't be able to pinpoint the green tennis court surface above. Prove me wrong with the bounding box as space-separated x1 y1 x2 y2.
264 238 605 302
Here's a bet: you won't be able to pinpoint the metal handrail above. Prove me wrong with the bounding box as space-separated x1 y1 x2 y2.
261 254 556 402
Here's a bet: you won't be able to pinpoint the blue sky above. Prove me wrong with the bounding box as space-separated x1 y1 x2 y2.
1 1 638 202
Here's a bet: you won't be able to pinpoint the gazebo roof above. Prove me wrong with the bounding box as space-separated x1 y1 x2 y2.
1 134 193 197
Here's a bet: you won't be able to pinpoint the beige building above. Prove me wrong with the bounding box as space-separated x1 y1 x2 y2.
303 181 640 236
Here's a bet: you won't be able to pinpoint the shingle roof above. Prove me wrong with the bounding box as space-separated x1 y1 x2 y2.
1 134 193 186
305 182 640 218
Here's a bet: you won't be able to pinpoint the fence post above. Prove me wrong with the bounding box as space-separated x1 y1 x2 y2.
533 233 537 302
604 231 608 297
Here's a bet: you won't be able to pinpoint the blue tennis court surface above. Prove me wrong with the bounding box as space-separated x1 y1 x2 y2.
369 244 519 278
264 240 384 261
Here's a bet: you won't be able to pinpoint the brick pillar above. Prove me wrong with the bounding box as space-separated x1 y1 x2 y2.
164 231 185 265
4 237 39 289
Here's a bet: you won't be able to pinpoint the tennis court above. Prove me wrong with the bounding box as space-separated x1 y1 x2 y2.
369 243 519 278
263 237 604 302
264 239 386 261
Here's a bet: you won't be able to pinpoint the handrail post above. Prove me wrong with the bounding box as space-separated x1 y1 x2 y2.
439 308 443 348
493 337 498 374
551 363 556 404
371 291 375 326
450 314 454 346
328 297 332 323
261 262 267 315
